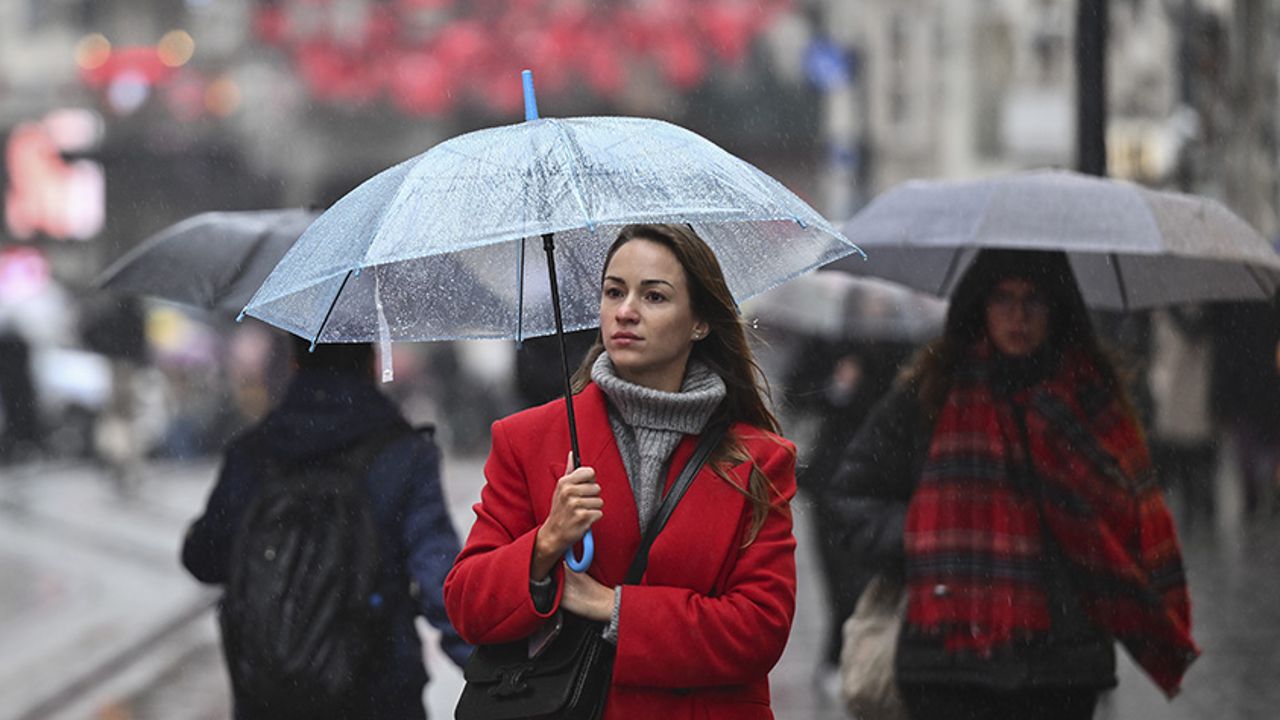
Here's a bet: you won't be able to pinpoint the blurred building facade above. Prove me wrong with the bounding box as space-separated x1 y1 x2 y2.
820 0 1279 238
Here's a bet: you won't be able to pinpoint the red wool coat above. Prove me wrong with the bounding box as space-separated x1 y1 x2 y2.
444 382 797 720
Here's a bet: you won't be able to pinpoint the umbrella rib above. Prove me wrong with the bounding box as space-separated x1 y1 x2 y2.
936 248 967 296
549 120 596 228
1244 262 1274 297
311 269 354 348
1110 253 1131 309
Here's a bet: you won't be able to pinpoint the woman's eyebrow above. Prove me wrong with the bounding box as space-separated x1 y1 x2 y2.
603 276 676 289
639 279 676 289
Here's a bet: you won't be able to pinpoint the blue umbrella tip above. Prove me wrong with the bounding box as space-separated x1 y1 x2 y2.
522 69 539 122
235 309 246 322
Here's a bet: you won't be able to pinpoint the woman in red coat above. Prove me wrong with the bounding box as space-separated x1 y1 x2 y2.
445 223 797 719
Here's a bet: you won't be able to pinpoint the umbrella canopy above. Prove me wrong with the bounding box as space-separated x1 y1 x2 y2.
242 74 859 573
97 209 318 313
829 169 1280 309
745 271 945 343
242 116 857 344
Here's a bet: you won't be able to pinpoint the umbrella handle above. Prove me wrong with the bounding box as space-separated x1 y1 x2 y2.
565 530 594 572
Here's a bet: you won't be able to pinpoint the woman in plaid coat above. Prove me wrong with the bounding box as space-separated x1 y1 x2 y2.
832 249 1198 720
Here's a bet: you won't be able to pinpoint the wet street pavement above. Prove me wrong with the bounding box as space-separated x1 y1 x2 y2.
2 446 1278 719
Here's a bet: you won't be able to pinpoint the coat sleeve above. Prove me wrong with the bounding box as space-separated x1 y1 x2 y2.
826 384 925 568
611 441 797 688
181 438 256 584
398 434 473 668
444 418 564 645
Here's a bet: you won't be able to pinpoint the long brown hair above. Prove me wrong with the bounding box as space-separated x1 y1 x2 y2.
570 224 788 543
902 249 1132 420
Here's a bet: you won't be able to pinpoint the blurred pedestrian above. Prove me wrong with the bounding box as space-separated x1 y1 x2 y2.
445 224 797 718
182 337 470 719
81 296 148 493
514 329 597 408
0 331 41 462
783 336 912 690
1147 306 1217 530
1209 295 1280 518
833 249 1198 719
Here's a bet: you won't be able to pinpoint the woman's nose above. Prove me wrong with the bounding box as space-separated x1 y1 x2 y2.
615 296 640 321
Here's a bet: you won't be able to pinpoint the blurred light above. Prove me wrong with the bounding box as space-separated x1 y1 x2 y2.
204 75 242 116
0 246 51 303
75 33 112 70
3 114 105 241
158 30 196 67
42 108 104 151
107 70 152 114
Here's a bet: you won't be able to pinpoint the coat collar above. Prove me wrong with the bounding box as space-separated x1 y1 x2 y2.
572 382 619 468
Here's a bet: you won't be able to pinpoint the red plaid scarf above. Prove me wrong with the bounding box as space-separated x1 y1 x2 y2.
904 343 1199 696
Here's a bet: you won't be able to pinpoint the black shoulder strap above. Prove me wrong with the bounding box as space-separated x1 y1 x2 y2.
623 422 728 584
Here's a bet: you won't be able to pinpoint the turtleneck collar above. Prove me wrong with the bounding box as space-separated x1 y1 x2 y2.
590 353 725 434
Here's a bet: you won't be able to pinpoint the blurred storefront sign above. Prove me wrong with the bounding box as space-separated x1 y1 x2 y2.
1107 117 1183 182
3 108 105 241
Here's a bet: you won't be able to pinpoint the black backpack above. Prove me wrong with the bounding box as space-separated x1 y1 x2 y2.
220 425 408 718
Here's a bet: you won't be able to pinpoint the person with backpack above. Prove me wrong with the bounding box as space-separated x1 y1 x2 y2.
182 337 471 719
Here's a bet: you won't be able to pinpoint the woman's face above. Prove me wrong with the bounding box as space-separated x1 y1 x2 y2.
600 239 708 392
984 278 1051 357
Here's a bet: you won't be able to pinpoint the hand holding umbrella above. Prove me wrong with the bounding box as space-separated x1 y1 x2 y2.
532 452 603 580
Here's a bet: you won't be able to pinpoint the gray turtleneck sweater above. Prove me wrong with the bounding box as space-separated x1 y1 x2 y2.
530 353 726 643
590 353 726 535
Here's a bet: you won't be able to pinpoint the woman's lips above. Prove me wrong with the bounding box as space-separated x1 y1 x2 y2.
610 332 641 346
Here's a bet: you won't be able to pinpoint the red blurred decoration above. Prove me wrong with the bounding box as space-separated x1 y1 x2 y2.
252 0 793 116
254 5 289 45
79 46 175 88
390 51 454 116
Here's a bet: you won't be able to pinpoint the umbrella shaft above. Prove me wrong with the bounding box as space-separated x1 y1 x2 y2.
543 233 583 469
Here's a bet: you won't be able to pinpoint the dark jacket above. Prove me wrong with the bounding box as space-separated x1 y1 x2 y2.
182 369 471 719
831 380 1117 692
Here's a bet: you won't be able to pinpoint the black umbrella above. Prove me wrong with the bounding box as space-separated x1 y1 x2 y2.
95 209 318 314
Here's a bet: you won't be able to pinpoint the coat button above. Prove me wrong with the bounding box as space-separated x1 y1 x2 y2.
932 584 948 597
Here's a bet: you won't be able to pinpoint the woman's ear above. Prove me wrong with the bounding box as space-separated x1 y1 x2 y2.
691 320 710 341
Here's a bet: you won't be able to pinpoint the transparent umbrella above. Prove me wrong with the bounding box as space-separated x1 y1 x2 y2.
244 72 860 570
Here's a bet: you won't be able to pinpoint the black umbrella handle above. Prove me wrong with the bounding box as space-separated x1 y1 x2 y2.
543 232 594 573
542 232 583 469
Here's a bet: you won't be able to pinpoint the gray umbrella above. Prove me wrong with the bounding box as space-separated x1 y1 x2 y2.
96 209 318 313
829 169 1280 309
745 271 945 343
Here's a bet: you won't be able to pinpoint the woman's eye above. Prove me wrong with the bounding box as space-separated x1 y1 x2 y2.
603 287 622 299
645 292 667 303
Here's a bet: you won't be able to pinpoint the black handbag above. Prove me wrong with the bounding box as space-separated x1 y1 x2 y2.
455 424 727 720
